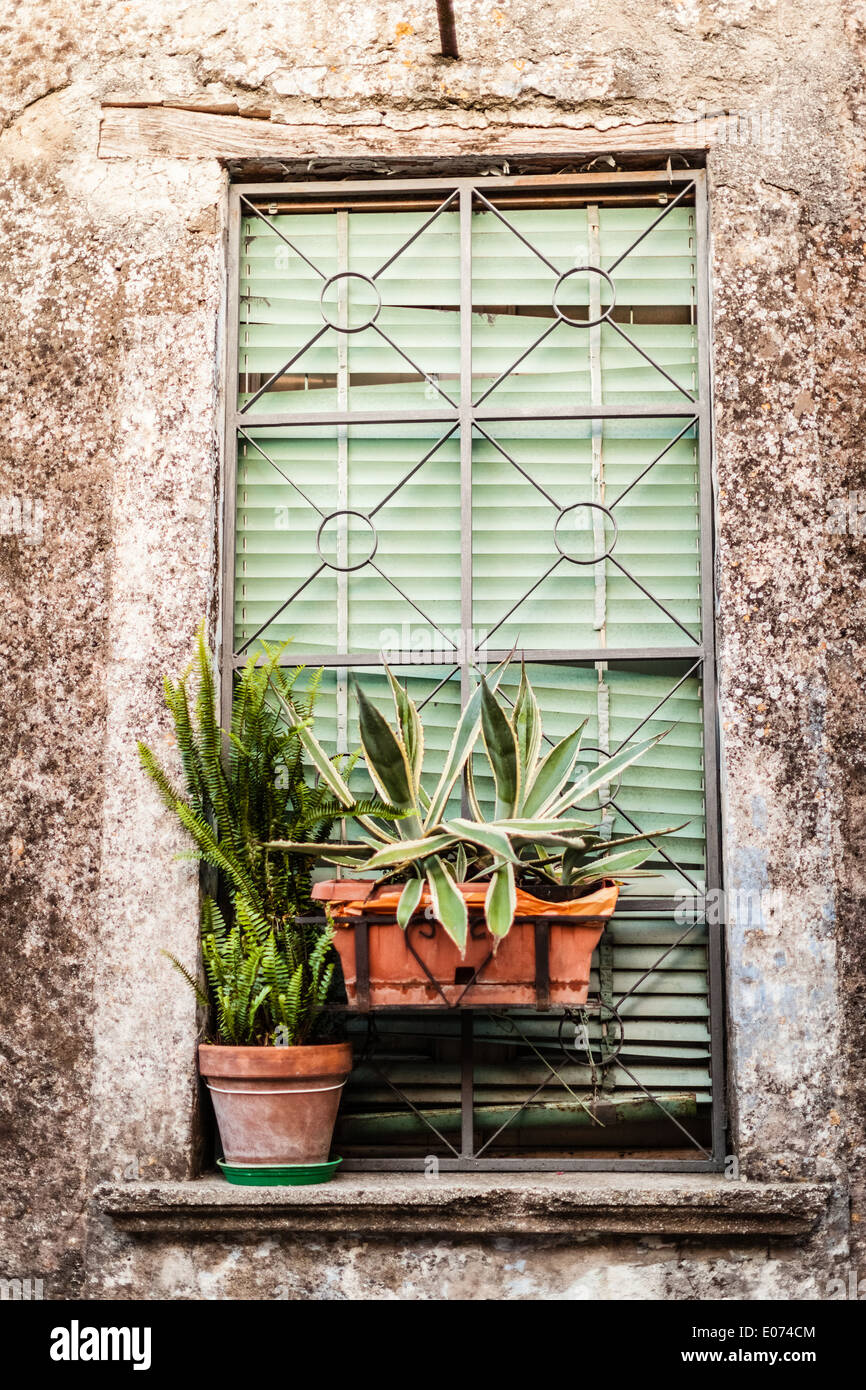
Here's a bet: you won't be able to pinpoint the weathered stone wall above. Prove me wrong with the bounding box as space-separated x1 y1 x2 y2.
1 0 864 1299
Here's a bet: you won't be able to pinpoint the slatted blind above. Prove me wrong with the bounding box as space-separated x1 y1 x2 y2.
229 177 716 1161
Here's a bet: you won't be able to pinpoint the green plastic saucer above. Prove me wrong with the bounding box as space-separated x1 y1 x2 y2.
217 1157 342 1187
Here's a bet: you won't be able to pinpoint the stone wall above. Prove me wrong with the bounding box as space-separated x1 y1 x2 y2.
1 0 864 1299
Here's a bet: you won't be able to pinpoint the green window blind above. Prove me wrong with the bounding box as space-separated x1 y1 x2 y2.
228 176 717 1162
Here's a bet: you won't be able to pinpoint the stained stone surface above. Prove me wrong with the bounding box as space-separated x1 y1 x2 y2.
0 0 864 1298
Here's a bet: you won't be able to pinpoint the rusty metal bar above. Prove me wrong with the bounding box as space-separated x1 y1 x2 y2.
235 171 699 198
533 921 551 1011
436 0 459 59
460 1012 474 1156
354 917 371 1013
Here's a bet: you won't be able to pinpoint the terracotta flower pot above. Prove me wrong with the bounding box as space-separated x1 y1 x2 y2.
198 1042 353 1165
312 879 620 1008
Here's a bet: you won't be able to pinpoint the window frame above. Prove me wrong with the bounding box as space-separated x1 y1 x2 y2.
220 167 725 1173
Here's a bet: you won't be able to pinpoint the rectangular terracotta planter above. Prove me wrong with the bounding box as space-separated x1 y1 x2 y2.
312 879 619 1008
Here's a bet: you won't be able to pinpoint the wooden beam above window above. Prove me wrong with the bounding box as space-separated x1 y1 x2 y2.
97 104 721 163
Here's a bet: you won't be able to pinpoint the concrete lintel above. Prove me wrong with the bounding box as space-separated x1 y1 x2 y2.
97 1173 833 1239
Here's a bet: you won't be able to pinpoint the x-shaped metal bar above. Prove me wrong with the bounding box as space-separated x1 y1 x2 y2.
471 181 698 407
238 189 460 412
472 1011 606 1156
473 421 701 650
234 424 461 657
354 1017 461 1157
490 660 705 891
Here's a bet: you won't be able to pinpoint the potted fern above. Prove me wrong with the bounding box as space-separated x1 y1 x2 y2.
267 661 677 1007
139 631 395 1184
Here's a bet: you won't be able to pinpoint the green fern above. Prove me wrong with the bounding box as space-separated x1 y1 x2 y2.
160 949 209 1009
140 624 392 1046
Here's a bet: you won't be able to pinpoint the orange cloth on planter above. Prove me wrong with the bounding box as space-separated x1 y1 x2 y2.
311 878 618 920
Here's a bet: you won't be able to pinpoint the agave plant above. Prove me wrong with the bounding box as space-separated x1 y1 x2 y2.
266 661 678 951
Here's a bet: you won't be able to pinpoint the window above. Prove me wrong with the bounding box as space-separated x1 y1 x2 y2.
223 168 723 1171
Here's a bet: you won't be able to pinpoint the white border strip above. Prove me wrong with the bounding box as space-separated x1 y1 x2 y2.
205 1080 347 1095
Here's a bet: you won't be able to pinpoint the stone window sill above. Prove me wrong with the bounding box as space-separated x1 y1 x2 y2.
96 1172 832 1238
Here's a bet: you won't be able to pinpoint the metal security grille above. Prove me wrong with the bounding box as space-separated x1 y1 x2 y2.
222 168 724 1172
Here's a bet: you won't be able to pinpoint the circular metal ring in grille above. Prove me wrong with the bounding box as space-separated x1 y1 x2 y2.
316 509 379 571
319 271 382 333
552 265 616 328
553 501 618 565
